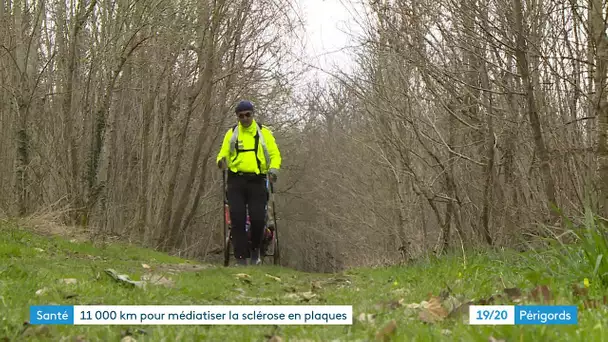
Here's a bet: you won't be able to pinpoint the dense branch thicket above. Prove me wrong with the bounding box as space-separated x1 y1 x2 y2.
0 0 606 272
277 0 607 271
0 0 302 256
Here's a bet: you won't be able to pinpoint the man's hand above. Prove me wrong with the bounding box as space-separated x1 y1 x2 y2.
217 158 227 170
268 168 278 183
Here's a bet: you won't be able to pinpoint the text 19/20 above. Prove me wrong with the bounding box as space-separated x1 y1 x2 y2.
476 309 508 320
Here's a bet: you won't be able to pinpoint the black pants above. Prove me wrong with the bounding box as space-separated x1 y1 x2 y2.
227 172 268 259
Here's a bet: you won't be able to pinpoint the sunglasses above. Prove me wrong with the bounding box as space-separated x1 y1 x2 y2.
237 112 252 119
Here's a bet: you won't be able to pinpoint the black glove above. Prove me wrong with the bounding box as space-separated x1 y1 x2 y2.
218 158 227 170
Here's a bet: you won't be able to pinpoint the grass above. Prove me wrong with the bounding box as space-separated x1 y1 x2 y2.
1 219 607 342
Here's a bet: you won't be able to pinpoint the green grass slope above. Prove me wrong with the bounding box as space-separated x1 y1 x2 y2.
1 220 607 341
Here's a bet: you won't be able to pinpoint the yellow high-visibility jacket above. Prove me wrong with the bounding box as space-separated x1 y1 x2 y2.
216 119 282 175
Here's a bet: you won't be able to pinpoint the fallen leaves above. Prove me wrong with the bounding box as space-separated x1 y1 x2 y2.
384 280 603 328
503 287 522 301
225 274 326 302
375 319 397 341
265 274 281 282
154 262 215 273
572 283 588 297
529 285 553 303
310 280 322 292
237 295 273 303
283 291 317 302
488 336 506 342
105 269 175 289
447 300 473 320
59 278 78 285
582 296 608 309
571 282 608 310
233 286 273 303
21 323 51 338
235 273 252 284
400 287 471 324
105 269 144 288
374 298 404 311
476 285 554 306
418 296 448 323
357 312 376 324
121 328 147 341
266 335 283 342
141 274 175 288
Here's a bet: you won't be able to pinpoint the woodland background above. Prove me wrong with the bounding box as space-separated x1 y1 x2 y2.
0 0 606 273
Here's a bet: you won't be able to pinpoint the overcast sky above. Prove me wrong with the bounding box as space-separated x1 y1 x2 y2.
296 0 366 82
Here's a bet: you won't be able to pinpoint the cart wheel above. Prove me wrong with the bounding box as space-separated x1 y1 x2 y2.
223 232 231 267
273 235 280 265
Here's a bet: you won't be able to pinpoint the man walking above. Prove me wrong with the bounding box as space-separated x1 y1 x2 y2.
216 100 282 266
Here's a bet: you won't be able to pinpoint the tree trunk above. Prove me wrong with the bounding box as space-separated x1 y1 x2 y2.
479 0 495 245
589 0 608 219
513 0 558 221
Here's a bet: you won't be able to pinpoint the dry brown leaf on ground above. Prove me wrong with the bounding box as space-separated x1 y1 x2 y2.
488 336 506 342
439 286 452 300
35 288 49 296
156 263 214 273
447 300 473 320
236 295 272 303
375 298 404 311
529 285 553 303
583 296 608 309
141 274 174 288
406 303 421 309
283 292 317 302
357 312 376 324
441 295 465 313
265 274 281 282
267 335 283 342
21 325 51 338
375 319 397 341
235 273 252 284
571 284 589 298
283 286 297 293
105 269 145 288
475 294 497 305
121 328 147 338
503 287 522 302
419 296 449 323
300 292 317 301
391 288 409 296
